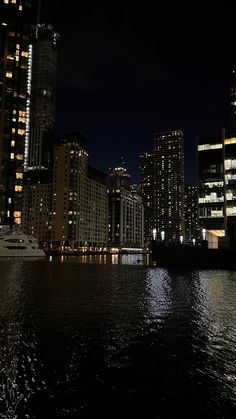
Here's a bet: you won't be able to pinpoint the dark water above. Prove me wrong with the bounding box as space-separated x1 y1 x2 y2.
0 255 236 418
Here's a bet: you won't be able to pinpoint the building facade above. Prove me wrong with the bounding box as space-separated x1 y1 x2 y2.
197 129 236 247
139 130 184 243
0 0 37 225
230 69 236 129
108 165 144 250
51 133 108 251
28 23 59 169
139 151 154 242
85 166 109 249
184 184 199 241
22 169 52 244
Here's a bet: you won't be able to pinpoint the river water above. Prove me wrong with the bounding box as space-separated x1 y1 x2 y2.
0 254 236 418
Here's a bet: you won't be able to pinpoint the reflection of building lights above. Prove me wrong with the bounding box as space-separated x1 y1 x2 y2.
161 230 165 241
180 235 183 244
152 228 157 240
202 228 206 241
193 238 196 246
24 44 33 169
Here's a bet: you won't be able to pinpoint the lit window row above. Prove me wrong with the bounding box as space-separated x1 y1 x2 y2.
224 137 236 145
198 143 222 151
227 207 236 216
204 181 223 188
225 159 236 170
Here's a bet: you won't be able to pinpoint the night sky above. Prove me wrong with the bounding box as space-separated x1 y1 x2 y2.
41 1 236 183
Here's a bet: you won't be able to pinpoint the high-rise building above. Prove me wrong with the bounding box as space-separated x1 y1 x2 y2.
0 0 37 225
139 130 184 243
108 164 144 249
230 69 236 129
184 184 199 241
197 129 236 247
22 169 53 244
51 133 108 251
139 151 154 242
28 23 59 169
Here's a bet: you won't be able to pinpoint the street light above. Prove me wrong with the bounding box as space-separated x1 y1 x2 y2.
202 228 206 241
152 228 157 241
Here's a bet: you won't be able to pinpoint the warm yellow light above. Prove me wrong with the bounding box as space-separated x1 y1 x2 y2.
16 172 23 179
207 230 225 237
224 137 236 145
15 185 23 192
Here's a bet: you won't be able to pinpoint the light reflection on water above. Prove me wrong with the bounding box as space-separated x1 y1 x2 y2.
0 259 236 418
57 253 148 266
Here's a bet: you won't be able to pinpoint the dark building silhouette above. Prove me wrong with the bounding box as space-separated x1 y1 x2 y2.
230 69 236 129
22 168 53 243
184 184 199 241
139 151 154 242
139 130 184 244
28 23 59 169
0 0 38 225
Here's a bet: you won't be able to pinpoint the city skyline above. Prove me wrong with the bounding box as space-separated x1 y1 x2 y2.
41 1 236 183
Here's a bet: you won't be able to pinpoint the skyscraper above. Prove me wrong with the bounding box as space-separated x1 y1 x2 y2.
184 184 199 241
51 133 109 251
108 164 144 249
230 69 236 129
139 130 184 243
28 23 59 169
139 151 154 242
0 0 37 225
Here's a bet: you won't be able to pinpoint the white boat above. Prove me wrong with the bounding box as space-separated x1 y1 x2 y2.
0 228 45 257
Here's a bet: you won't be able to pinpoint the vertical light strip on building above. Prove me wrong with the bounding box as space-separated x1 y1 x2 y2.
24 43 33 170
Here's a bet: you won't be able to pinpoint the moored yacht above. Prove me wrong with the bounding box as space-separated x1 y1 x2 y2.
0 227 45 257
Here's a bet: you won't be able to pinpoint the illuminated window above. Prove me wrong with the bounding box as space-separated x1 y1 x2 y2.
204 181 223 188
211 210 223 218
15 217 21 225
227 207 236 216
16 172 23 179
11 0 17 3
224 137 236 145
15 185 23 192
17 129 25 135
10 153 14 160
199 193 224 203
16 154 24 160
225 159 236 170
4 0 9 3
11 140 15 147
14 211 21 218
19 111 26 117
198 143 222 151
6 72 12 78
